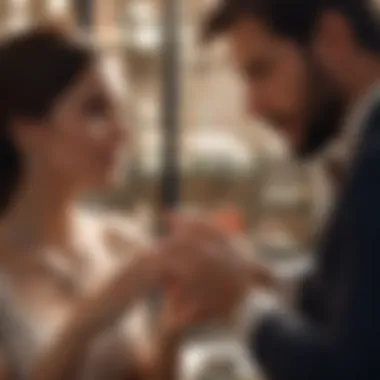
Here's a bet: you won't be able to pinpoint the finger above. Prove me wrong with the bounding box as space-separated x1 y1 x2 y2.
165 214 237 264
168 211 228 241
164 212 201 236
210 208 246 234
154 234 191 261
184 304 213 325
160 212 180 233
159 238 205 287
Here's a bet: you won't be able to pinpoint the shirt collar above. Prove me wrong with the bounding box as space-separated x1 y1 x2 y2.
322 81 380 168
343 81 380 142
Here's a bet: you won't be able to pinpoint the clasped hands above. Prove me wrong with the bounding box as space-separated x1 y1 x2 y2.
148 214 277 332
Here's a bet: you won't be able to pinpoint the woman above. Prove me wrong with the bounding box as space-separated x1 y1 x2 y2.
0 25 212 380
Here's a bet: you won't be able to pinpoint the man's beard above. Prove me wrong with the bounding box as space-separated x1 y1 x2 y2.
296 96 346 158
296 64 348 159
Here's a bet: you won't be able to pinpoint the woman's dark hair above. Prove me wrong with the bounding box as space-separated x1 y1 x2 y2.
204 0 379 52
0 25 94 214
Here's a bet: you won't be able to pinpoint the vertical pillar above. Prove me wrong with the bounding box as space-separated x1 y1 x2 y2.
73 0 93 31
160 0 181 214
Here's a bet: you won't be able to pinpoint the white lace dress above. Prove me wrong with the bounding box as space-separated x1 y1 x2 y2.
0 211 152 380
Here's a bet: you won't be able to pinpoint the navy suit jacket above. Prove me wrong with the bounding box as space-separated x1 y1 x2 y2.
252 99 380 380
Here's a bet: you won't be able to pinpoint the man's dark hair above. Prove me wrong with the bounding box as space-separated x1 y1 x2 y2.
204 0 379 51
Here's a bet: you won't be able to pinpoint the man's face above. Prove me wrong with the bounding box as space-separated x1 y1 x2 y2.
228 17 345 157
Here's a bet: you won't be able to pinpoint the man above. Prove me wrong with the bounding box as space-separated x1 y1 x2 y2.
168 0 380 379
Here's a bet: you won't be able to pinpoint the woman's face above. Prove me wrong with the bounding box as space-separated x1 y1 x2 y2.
25 63 128 191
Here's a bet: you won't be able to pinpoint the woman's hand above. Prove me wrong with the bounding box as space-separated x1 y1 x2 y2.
154 230 253 327
131 282 212 380
158 281 210 335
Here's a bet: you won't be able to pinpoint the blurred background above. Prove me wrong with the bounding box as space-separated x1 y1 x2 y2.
0 0 333 258
0 1 334 379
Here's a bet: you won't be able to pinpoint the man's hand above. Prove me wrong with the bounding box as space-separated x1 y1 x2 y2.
248 261 278 289
165 212 278 290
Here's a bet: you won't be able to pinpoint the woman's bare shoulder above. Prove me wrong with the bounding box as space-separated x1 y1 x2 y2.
0 226 79 306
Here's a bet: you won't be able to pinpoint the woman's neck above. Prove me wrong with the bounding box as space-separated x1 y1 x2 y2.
3 172 78 251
